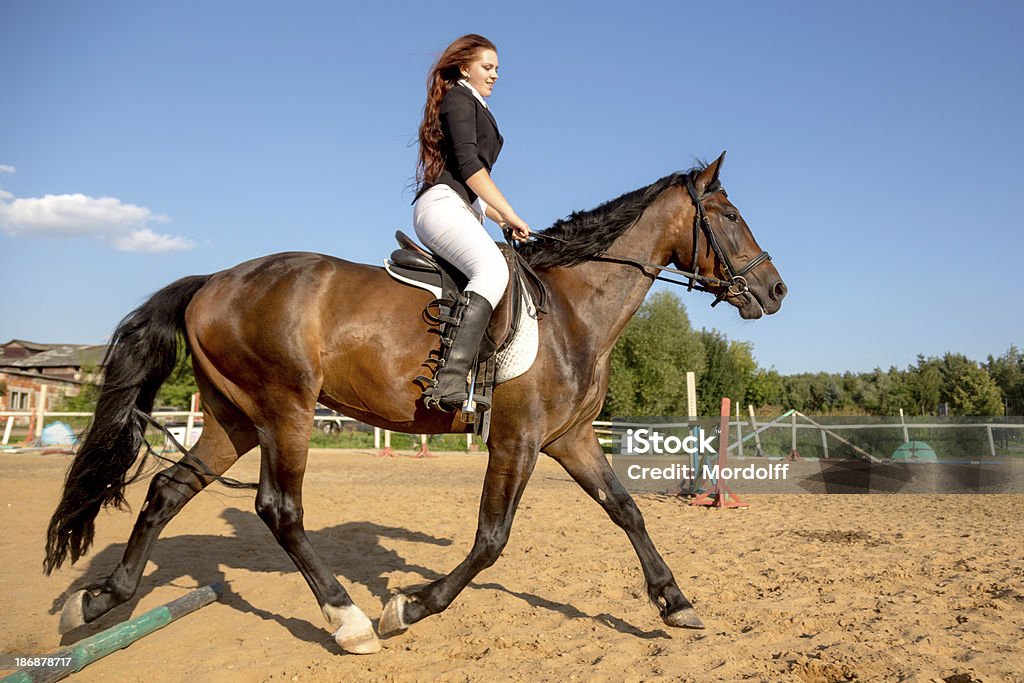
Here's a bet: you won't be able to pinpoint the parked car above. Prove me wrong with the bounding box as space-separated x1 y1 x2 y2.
152 406 204 449
313 406 346 433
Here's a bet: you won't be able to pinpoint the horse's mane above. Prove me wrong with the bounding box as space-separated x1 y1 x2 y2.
518 163 707 269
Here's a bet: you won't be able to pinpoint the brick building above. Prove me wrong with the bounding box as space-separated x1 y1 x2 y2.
0 340 107 412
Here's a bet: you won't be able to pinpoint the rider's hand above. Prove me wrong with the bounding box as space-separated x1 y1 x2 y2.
502 213 531 242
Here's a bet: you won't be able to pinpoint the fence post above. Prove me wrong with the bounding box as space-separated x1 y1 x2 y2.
986 425 996 458
185 392 199 448
748 405 765 457
686 372 696 419
34 386 48 439
685 372 699 492
821 429 829 459
2 416 13 445
735 401 743 458
374 427 380 449
788 411 801 460
791 412 797 452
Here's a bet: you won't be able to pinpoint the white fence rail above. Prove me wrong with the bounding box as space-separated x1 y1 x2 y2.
7 403 1020 460
1 407 476 451
594 411 1024 462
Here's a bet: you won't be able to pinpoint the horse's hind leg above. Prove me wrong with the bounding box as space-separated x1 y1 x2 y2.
252 406 380 655
60 391 257 633
543 423 704 629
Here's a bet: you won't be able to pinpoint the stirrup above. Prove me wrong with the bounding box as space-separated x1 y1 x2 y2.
423 389 491 414
421 367 492 414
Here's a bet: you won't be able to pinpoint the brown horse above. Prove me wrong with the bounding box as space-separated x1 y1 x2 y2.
44 152 785 654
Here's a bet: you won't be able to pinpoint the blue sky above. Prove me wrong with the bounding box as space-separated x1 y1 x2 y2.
1 1 1021 375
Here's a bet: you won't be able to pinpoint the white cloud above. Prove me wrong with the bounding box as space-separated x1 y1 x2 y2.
0 165 14 173
109 228 195 253
0 193 162 236
0 191 194 252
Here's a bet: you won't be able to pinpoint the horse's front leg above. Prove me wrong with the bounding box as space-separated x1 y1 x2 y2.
380 438 539 635
543 423 704 629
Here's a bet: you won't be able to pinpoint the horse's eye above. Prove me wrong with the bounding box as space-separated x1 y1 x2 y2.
725 213 738 222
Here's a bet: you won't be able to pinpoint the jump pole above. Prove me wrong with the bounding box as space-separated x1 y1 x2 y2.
690 398 748 509
684 372 701 495
377 429 395 458
414 434 437 459
787 411 802 461
2 584 224 683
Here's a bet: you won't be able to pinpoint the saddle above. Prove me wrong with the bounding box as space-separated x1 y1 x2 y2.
385 231 548 429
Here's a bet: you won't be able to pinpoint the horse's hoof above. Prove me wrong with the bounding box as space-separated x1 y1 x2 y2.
58 590 88 634
378 594 409 637
663 607 705 629
334 624 382 655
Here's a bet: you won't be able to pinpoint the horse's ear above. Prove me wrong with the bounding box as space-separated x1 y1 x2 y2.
695 151 726 193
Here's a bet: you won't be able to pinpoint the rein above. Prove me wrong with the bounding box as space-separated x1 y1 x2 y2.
133 408 257 491
529 177 771 308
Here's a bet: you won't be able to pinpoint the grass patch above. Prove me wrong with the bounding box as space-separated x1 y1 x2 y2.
310 430 480 451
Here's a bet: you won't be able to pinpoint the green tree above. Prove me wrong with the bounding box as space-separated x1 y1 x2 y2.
696 329 757 415
860 367 911 415
156 344 199 408
906 355 942 415
843 371 880 413
605 291 705 417
984 345 1024 415
938 353 1003 416
745 368 783 408
822 377 842 411
781 374 814 412
56 364 101 412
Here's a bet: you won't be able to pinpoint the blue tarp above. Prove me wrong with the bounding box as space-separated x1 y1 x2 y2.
41 421 77 446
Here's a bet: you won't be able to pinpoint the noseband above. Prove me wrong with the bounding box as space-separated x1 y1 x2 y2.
529 177 772 308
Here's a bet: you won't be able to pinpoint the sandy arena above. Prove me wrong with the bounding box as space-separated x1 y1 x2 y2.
1 449 1022 682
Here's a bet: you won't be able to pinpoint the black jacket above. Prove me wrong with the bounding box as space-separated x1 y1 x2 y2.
417 84 503 206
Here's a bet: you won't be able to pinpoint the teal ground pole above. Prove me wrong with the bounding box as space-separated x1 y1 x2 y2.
2 583 224 683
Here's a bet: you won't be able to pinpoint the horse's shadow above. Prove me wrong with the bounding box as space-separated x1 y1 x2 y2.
52 505 667 647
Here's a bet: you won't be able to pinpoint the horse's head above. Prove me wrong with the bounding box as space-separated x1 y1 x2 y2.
670 152 787 319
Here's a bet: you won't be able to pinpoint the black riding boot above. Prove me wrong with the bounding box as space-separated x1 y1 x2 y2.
426 291 493 413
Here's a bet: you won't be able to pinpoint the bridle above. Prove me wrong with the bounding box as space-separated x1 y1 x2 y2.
529 176 772 308
679 175 772 306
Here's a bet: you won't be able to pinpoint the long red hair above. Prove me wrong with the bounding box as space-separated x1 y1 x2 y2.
416 34 497 190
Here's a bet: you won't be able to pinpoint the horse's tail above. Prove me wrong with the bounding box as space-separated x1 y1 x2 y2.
44 274 211 575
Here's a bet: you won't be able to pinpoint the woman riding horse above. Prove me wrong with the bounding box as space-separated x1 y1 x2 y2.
43 108 786 656
413 34 531 412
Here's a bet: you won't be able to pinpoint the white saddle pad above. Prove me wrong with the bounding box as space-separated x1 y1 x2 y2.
493 290 539 384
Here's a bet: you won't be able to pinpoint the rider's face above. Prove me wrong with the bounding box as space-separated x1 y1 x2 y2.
462 49 499 98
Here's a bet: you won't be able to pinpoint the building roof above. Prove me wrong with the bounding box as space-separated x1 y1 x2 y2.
0 344 108 369
0 367 88 385
2 339 58 353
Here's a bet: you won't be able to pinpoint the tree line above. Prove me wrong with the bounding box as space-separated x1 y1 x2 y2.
604 291 1022 418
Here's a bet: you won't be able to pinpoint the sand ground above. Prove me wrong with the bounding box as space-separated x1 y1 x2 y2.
1 449 1022 682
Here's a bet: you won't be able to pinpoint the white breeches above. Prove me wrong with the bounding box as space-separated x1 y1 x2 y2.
412 184 509 309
